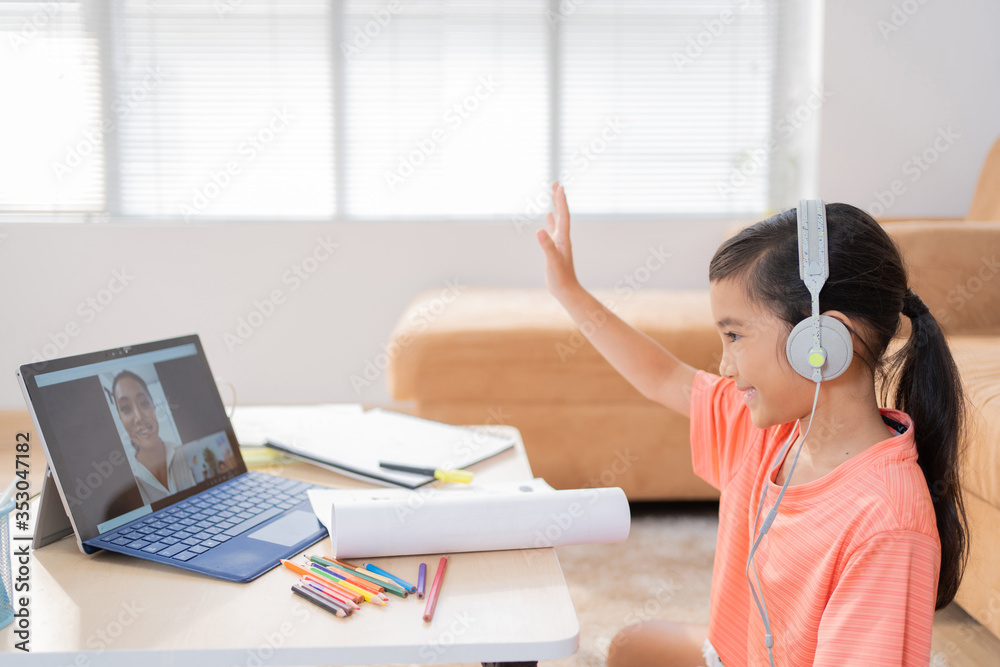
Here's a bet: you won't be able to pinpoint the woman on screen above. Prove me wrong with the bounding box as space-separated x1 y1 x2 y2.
112 370 196 504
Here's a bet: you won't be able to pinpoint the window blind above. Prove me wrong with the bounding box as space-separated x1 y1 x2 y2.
0 1 104 213
342 0 550 218
560 0 776 216
114 0 335 219
1 0 783 219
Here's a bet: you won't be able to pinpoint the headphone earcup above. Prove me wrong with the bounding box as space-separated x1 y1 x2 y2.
785 315 853 380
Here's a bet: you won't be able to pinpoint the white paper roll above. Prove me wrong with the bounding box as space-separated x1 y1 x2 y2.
307 479 631 558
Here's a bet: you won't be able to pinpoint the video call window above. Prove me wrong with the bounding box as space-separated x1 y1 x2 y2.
31 343 239 538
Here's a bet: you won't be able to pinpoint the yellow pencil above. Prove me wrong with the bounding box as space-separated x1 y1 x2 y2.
309 564 387 605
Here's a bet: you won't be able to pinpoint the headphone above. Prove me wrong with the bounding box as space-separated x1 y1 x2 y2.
785 199 853 381
745 200 854 666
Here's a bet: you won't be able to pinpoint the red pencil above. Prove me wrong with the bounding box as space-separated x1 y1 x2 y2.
422 556 449 623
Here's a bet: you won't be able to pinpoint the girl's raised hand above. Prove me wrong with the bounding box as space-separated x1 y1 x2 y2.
536 182 580 299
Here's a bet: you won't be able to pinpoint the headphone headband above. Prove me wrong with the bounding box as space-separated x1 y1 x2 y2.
785 200 852 382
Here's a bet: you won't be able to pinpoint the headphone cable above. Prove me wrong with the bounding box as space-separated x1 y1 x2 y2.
746 379 822 667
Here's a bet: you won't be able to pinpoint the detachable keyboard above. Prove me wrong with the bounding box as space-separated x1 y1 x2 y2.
98 471 320 562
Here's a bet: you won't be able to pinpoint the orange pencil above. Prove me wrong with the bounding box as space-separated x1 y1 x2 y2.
308 563 387 605
281 559 362 604
308 556 385 595
303 574 362 610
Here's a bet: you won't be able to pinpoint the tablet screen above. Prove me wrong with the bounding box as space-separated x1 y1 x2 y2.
19 336 245 543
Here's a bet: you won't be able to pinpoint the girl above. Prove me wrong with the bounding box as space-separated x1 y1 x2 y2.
536 183 968 666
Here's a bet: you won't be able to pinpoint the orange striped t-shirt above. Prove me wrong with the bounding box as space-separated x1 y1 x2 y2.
689 370 940 666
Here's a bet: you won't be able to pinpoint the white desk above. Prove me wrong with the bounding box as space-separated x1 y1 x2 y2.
1 426 580 665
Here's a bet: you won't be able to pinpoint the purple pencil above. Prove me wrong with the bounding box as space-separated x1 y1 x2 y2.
417 562 427 599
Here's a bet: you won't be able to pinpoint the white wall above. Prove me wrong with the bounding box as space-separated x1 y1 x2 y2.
818 0 1000 218
3 0 998 409
0 218 733 409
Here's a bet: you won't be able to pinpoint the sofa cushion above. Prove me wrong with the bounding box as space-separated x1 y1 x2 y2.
951 336 1000 508
388 287 720 403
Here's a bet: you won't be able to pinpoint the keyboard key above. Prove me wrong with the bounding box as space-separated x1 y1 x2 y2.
142 541 170 554
189 545 209 554
203 539 220 548
172 550 199 561
223 508 282 537
159 542 189 557
126 539 151 550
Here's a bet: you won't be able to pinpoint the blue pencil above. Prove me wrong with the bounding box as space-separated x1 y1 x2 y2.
365 563 417 593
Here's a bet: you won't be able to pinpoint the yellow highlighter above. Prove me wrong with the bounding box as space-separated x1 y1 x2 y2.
379 462 474 484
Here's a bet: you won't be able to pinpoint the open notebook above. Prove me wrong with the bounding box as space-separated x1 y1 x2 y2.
234 407 516 489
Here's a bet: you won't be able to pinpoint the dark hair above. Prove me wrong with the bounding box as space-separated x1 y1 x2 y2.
111 370 150 405
708 203 968 610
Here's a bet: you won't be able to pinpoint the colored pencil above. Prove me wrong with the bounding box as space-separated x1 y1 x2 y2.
302 574 362 609
309 556 385 593
365 563 417 593
291 584 349 618
309 563 387 604
302 582 355 615
417 562 427 599
334 563 409 597
318 557 408 597
320 556 410 598
423 556 448 623
302 566 365 604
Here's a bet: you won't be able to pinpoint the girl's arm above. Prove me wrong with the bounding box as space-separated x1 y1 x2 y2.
535 182 698 418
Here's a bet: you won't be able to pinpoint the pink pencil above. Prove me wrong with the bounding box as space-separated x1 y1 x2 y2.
422 556 448 622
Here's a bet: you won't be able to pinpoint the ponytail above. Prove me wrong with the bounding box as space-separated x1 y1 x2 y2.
881 290 970 610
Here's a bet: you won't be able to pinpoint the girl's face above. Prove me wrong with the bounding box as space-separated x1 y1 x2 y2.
114 377 160 450
709 278 814 429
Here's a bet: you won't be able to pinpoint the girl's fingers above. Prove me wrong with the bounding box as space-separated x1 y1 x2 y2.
554 183 570 233
546 211 556 236
536 228 556 256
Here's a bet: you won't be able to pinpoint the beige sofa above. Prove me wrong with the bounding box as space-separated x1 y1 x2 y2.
387 138 1000 638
